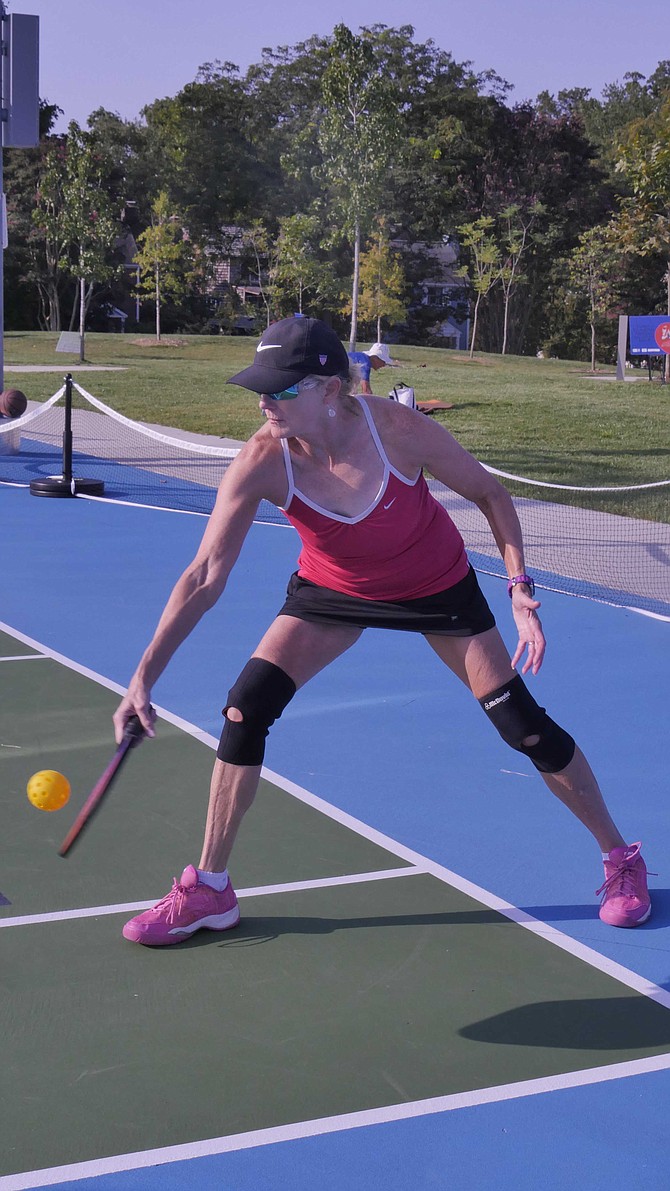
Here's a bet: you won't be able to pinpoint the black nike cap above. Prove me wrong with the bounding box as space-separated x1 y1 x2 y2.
227 316 350 394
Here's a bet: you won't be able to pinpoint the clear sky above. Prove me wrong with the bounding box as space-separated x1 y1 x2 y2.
12 0 669 132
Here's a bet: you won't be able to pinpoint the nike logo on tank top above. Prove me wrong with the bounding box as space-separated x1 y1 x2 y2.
280 398 469 600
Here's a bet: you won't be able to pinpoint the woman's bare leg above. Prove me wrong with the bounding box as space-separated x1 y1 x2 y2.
199 616 362 871
425 627 626 852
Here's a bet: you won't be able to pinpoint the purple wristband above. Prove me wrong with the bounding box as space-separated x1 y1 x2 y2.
507 573 535 598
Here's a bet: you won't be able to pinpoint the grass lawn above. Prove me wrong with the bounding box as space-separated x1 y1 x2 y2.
5 331 669 520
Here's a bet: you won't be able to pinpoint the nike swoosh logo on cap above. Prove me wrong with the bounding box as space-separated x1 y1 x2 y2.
257 344 282 352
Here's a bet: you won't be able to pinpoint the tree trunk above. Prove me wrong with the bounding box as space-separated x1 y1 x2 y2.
40 279 61 331
84 281 95 318
155 267 161 342
79 276 86 362
69 286 78 331
349 216 360 352
469 294 481 360
48 285 61 332
501 287 510 355
377 314 382 340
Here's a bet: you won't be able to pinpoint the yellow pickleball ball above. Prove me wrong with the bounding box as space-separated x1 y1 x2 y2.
27 770 71 812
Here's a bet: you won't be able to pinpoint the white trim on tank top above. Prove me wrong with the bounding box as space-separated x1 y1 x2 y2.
279 397 420 525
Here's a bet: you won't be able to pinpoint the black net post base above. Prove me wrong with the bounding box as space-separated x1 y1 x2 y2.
30 476 105 498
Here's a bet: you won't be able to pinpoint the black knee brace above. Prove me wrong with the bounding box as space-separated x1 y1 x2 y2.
479 675 575 774
217 658 296 766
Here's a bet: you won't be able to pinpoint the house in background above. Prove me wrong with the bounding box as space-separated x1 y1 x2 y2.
202 225 263 330
205 226 263 307
392 234 470 349
116 211 471 346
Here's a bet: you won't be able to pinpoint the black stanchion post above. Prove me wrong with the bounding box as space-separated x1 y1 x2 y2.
62 372 73 486
30 373 105 498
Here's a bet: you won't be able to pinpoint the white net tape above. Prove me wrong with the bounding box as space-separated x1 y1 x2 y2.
484 463 670 493
0 385 65 433
72 383 237 457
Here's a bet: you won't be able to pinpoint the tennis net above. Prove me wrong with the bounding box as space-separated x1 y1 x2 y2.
1 383 668 617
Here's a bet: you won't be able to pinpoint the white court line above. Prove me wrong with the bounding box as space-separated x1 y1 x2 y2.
0 654 48 662
0 616 668 1012
78 492 209 517
623 604 670 623
1 618 670 1190
4 1052 670 1190
0 867 422 930
78 492 291 528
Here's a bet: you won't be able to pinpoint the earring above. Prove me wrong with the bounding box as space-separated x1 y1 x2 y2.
328 407 336 418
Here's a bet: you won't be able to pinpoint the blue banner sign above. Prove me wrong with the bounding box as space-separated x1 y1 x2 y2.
629 315 668 355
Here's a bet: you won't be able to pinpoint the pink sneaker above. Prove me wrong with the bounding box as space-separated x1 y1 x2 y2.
596 843 651 928
123 866 240 946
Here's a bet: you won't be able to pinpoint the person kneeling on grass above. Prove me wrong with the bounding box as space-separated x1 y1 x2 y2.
114 316 652 946
347 341 395 394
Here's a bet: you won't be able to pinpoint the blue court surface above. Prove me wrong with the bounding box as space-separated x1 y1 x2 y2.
1 479 669 1191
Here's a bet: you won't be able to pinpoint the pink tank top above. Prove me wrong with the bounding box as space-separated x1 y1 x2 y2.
280 398 469 600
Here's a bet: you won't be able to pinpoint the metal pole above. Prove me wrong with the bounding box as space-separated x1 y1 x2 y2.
0 0 7 393
62 372 73 484
29 370 104 496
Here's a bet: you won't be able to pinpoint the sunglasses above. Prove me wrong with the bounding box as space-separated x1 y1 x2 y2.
266 379 322 401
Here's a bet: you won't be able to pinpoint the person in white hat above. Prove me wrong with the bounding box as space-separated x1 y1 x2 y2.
348 342 395 394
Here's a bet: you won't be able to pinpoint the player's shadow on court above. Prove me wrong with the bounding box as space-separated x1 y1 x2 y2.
179 908 503 950
179 894 669 954
521 888 670 930
460 997 670 1050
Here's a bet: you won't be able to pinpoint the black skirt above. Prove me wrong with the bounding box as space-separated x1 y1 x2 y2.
278 565 496 637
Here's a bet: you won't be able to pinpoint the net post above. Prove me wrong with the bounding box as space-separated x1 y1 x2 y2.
29 373 106 498
62 372 73 484
615 316 628 381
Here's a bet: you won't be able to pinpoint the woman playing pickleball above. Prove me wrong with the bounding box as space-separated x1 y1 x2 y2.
114 316 651 945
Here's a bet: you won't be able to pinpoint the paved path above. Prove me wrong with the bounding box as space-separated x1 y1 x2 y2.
5 365 127 372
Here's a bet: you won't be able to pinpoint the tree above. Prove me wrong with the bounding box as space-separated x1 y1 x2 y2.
135 191 192 342
59 122 120 360
5 100 63 329
271 212 327 316
353 220 406 338
615 98 670 378
460 102 609 354
142 63 262 241
566 225 621 371
242 221 273 327
537 63 670 187
457 217 502 358
30 140 69 331
496 203 544 355
318 25 402 350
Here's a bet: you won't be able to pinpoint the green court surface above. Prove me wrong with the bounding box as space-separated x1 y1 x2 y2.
3 632 670 1180
5 876 670 1177
1 643 407 912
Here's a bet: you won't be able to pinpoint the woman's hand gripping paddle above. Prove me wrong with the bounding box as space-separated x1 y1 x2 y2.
58 714 148 857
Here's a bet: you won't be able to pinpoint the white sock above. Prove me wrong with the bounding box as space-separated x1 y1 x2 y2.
197 868 229 891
